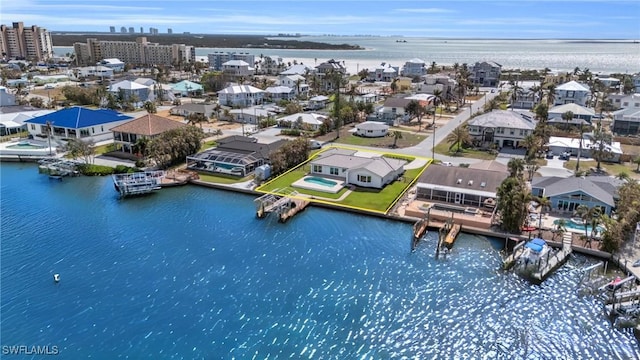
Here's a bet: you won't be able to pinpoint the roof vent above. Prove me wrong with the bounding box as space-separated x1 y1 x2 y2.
456 178 462 184
468 180 474 186
480 181 486 188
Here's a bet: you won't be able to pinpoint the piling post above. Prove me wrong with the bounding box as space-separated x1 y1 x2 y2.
605 261 609 275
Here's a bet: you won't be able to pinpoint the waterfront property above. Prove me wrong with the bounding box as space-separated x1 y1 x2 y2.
366 63 399 82
530 176 624 216
24 106 132 142
291 175 345 194
354 121 389 137
467 110 536 148
110 114 186 154
612 106 640 135
315 59 346 91
308 148 406 189
511 82 541 109
400 58 426 77
0 139 55 157
187 136 287 177
415 164 508 208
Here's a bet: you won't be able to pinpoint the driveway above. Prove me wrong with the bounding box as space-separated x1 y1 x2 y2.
538 156 573 177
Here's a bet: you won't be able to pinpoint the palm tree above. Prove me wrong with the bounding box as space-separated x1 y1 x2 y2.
530 85 543 106
535 196 551 237
186 113 207 128
405 100 427 131
591 122 613 170
522 134 539 160
510 83 523 110
507 158 526 178
576 123 586 172
633 155 640 172
574 204 591 240
432 89 446 123
552 219 566 241
391 130 403 148
545 83 557 106
561 111 574 131
446 125 471 153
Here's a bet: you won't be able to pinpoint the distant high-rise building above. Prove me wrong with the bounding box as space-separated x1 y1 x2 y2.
73 37 195 66
148 27 159 35
207 52 255 71
0 22 53 61
109 26 116 33
128 27 135 34
140 27 144 34
120 27 127 33
167 28 173 34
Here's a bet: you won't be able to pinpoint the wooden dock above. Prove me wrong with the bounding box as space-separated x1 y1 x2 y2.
411 218 429 251
529 233 573 283
443 223 461 249
255 189 309 223
502 239 526 270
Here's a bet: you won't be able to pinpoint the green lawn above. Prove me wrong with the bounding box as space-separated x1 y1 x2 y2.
433 140 497 160
256 156 426 213
200 140 217 151
564 159 640 179
197 173 253 184
330 132 426 148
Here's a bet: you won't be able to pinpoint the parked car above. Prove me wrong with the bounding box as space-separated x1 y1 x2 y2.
560 152 571 160
308 140 322 149
546 152 554 159
44 83 56 89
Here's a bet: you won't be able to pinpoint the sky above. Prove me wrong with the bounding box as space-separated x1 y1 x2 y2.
3 0 640 39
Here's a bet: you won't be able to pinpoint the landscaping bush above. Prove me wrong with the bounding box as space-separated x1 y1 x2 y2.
135 160 146 168
280 129 301 136
77 164 114 176
114 165 137 174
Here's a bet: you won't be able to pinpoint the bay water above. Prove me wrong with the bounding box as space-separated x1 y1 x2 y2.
1 163 639 358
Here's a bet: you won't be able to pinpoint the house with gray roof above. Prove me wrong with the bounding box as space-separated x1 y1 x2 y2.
355 121 389 137
467 110 536 148
531 176 623 216
554 81 591 107
401 58 426 77
264 86 295 102
309 148 406 189
470 61 502 87
170 103 217 118
548 103 596 126
378 97 413 123
612 107 640 135
416 164 509 208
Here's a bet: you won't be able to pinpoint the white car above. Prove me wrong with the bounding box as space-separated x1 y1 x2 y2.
441 161 453 167
44 84 56 89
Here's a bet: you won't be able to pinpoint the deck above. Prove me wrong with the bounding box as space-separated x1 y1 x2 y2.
112 170 165 197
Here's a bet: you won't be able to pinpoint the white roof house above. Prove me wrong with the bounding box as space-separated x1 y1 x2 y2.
278 112 326 130
556 81 590 92
468 110 536 130
280 64 312 76
218 85 265 107
109 80 149 91
547 136 623 162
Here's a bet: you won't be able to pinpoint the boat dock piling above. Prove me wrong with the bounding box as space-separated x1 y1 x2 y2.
435 216 460 258
529 233 573 283
411 209 430 251
502 240 526 270
255 189 309 223
38 158 81 179
112 170 165 197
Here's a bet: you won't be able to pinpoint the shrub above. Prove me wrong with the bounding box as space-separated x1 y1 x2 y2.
135 159 146 168
114 165 137 174
77 164 114 176
280 129 301 136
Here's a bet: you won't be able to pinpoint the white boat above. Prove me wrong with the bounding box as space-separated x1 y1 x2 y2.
517 238 551 268
53 273 60 283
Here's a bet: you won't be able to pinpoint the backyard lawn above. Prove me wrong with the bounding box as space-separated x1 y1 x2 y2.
319 131 427 148
256 153 427 213
197 173 253 185
433 140 497 160
564 159 640 179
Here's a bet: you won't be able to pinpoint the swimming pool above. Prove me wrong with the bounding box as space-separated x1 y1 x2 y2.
554 218 605 235
6 141 46 149
304 176 337 187
292 176 345 194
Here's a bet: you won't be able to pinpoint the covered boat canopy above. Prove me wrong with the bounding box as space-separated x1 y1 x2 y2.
526 238 546 253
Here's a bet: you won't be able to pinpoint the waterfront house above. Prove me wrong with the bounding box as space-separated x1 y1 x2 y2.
259 55 284 75
277 112 326 131
108 80 150 103
596 76 621 90
186 136 287 177
217 85 265 107
608 93 640 111
553 81 591 107
415 164 509 208
264 86 296 102
355 121 389 137
530 176 623 215
221 60 254 78
25 106 132 142
0 108 54 136
309 148 406 189
548 103 596 126
170 103 216 119
401 58 426 78
207 52 255 71
307 95 329 110
110 113 186 154
470 61 502 87
171 80 203 97
546 136 622 162
366 63 399 82
612 107 640 135
467 110 536 148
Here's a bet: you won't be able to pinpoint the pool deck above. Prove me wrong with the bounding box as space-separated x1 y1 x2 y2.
291 176 345 194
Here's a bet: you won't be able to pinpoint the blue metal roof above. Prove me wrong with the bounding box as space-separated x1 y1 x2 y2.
25 107 132 129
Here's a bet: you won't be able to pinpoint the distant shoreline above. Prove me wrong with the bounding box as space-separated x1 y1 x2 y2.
51 33 364 50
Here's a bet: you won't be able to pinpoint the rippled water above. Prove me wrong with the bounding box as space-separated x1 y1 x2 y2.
56 38 640 75
1 163 639 358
